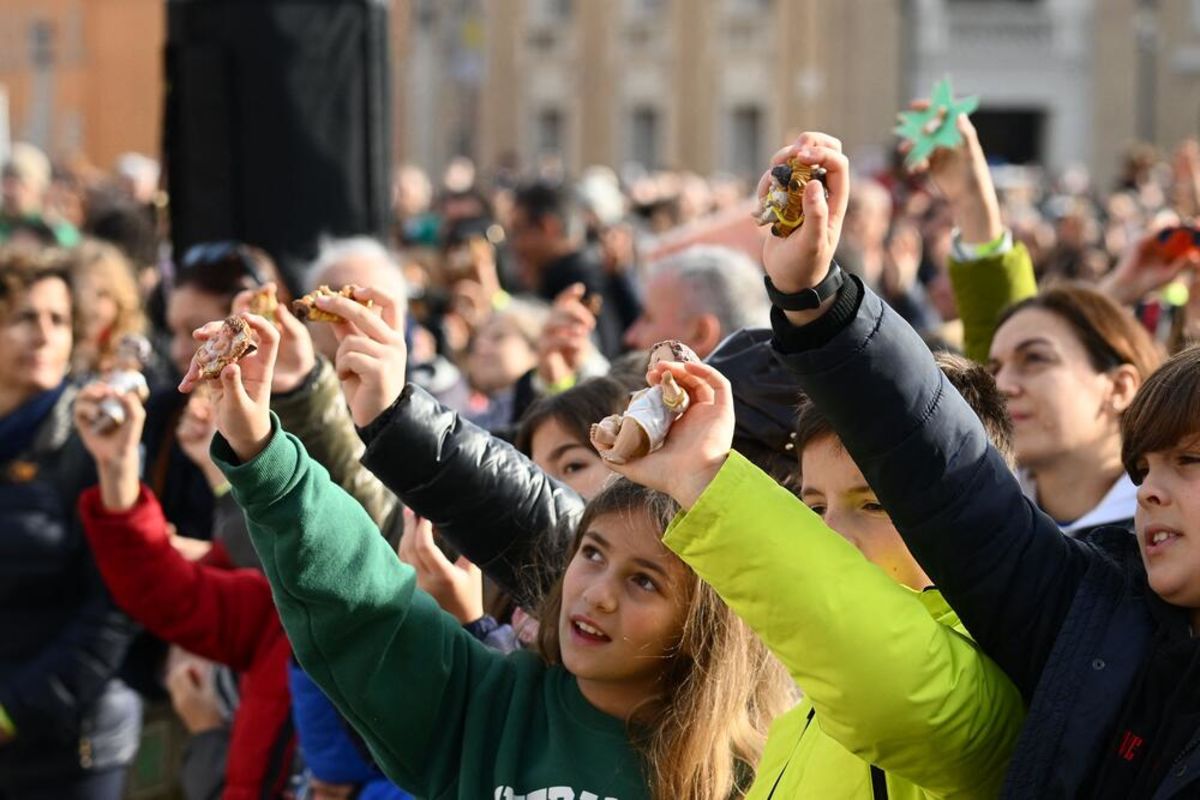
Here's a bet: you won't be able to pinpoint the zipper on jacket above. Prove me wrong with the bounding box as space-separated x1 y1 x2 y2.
870 765 889 800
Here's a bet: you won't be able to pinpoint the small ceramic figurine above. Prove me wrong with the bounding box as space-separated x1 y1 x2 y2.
590 340 699 465
755 158 827 238
94 334 153 433
291 284 371 324
194 316 257 380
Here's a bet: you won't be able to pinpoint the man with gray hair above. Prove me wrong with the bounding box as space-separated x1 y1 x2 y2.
305 236 409 362
623 244 771 358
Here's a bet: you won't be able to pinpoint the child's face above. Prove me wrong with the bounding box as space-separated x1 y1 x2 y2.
467 314 536 394
529 416 612 500
1135 441 1200 612
558 509 690 712
800 434 931 591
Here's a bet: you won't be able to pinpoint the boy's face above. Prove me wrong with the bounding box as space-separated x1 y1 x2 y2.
800 434 931 591
1134 442 1200 614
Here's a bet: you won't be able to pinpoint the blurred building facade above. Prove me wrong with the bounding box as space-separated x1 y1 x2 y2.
1 0 1198 189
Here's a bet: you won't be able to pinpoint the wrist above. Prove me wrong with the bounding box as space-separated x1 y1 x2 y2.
98 461 141 512
229 423 272 463
669 453 728 511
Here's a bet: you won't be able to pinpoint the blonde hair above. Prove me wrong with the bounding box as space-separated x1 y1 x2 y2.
538 479 794 799
68 239 147 372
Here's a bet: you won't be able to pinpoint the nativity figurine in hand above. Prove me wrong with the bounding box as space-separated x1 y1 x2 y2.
590 340 699 465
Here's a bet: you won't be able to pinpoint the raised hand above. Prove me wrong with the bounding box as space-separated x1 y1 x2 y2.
537 283 597 386
901 102 1002 244
232 283 317 394
74 383 144 511
397 511 484 625
760 132 851 324
603 360 735 511
1102 230 1200 306
320 286 408 427
178 313 280 462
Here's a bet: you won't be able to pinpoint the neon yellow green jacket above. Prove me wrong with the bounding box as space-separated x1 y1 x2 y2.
663 453 1026 799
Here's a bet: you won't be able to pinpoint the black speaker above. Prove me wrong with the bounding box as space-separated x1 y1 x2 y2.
165 0 392 293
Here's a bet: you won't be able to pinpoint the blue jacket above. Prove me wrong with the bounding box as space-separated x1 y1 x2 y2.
289 663 411 800
0 383 141 782
771 277 1198 799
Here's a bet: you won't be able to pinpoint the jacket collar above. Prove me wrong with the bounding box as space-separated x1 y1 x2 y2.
1018 469 1138 536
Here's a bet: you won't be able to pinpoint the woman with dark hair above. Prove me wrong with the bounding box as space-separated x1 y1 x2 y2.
0 247 140 800
988 284 1163 537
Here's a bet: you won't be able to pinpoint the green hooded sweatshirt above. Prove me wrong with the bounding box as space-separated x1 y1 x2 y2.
664 452 1026 799
214 419 648 800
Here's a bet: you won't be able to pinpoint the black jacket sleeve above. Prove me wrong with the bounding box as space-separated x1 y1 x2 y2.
772 278 1097 698
358 383 584 609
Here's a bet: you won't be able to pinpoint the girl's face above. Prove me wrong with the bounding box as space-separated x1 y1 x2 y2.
1135 441 1200 613
801 434 931 591
529 416 611 499
166 285 231 377
0 278 73 403
559 509 690 712
989 308 1127 469
467 314 536 395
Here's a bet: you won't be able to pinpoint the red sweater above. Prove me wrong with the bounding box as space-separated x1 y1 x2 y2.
79 485 295 800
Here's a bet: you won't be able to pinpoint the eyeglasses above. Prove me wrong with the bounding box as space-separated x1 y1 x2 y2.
179 241 266 287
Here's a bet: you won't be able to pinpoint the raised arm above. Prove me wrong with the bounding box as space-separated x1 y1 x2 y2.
758 132 1097 696
179 308 523 797
663 451 1024 796
315 286 583 609
214 417 514 797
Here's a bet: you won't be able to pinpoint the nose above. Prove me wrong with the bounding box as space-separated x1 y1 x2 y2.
824 508 865 552
581 577 617 613
992 362 1021 398
1137 466 1171 509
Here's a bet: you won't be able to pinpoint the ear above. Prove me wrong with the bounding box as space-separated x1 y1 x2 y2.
1107 364 1142 415
688 314 722 358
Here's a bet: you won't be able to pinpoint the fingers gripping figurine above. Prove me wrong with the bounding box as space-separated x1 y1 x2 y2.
94 334 153 432
590 340 699 465
754 158 827 238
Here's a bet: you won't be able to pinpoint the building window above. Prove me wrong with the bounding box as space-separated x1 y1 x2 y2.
629 106 660 170
970 108 1045 165
728 105 763 177
536 107 564 156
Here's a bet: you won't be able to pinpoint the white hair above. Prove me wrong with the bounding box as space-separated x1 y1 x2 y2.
651 245 771 335
306 236 408 304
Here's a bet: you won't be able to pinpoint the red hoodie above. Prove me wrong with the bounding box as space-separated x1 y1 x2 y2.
79 485 295 800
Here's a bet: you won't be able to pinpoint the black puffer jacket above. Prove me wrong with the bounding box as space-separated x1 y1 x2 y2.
0 385 141 784
771 277 1200 799
357 330 805 609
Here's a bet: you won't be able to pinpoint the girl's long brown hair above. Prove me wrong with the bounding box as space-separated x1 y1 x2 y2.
538 479 795 799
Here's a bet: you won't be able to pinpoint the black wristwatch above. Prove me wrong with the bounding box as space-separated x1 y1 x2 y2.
763 261 845 311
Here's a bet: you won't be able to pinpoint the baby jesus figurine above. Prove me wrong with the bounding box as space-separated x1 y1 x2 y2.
590 340 699 465
93 334 153 433
754 158 826 238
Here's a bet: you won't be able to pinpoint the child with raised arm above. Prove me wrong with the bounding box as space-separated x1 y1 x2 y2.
181 295 793 800
603 351 1024 795
760 130 1200 798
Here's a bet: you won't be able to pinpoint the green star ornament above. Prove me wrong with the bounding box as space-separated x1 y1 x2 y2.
895 77 980 168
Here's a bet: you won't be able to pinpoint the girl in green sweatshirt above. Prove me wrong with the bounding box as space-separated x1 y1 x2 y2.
180 299 794 800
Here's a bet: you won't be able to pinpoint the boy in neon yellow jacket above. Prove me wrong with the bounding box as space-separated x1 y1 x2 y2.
608 350 1026 798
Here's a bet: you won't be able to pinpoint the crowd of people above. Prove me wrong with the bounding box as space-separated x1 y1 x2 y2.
5 97 1200 800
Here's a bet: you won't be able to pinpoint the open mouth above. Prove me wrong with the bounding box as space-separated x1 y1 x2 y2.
1144 526 1182 557
569 615 611 644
